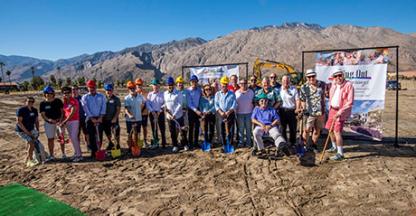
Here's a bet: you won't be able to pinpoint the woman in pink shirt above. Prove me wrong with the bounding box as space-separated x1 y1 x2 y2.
235 78 254 147
325 69 354 161
60 86 83 162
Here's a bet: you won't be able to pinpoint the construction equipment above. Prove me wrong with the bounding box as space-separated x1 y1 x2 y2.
253 58 304 87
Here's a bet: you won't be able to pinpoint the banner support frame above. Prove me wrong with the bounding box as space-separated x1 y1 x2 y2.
301 45 400 147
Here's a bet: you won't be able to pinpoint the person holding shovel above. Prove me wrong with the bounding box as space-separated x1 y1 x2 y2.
199 84 216 148
81 80 107 159
214 76 237 150
103 83 121 150
39 86 64 161
163 77 185 153
124 81 144 151
176 76 190 148
60 86 83 162
299 69 327 153
187 75 203 150
147 79 166 148
325 68 354 161
16 96 41 167
135 78 150 147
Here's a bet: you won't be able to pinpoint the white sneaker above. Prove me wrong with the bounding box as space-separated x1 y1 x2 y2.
72 157 83 162
45 156 56 162
184 145 189 151
172 147 179 153
26 159 39 167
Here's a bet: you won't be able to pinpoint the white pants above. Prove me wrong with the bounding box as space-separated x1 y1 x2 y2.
66 120 82 157
253 126 286 150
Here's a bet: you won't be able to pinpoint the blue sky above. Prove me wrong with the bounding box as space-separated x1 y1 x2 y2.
0 0 415 60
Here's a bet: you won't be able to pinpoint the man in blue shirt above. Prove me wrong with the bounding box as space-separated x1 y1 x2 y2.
81 80 106 159
187 75 202 149
251 92 289 157
215 76 237 149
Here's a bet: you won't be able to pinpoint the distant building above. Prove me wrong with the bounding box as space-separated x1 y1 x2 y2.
0 82 19 92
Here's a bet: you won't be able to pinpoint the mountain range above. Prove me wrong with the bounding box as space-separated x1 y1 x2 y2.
1 22 416 83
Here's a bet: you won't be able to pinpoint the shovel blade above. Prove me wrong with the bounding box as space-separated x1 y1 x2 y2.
95 150 106 161
131 145 141 157
111 148 121 158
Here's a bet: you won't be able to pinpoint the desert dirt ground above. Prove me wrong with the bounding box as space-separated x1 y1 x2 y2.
1 89 416 216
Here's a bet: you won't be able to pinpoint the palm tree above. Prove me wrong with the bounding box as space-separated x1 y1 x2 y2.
6 70 11 92
0 62 4 83
31 66 35 79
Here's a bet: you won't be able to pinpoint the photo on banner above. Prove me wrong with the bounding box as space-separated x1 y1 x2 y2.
189 65 239 85
314 49 390 140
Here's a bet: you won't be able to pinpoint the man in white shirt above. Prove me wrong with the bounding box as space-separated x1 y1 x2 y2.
163 77 185 152
279 75 300 146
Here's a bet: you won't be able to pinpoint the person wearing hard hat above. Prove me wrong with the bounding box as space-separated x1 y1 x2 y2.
124 81 145 151
186 75 203 150
251 92 290 157
214 76 237 149
163 76 185 152
176 76 190 147
39 85 64 161
81 80 107 159
135 78 149 146
325 68 354 161
299 69 327 154
102 83 121 150
147 79 166 148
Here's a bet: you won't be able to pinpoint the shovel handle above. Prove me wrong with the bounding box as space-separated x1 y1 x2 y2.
319 118 336 163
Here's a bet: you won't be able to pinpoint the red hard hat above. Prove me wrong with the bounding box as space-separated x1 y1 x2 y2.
86 80 96 88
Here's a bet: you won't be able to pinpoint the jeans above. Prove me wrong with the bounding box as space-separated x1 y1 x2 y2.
236 113 252 147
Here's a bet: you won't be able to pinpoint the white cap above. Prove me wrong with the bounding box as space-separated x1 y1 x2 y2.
305 69 317 77
332 68 344 77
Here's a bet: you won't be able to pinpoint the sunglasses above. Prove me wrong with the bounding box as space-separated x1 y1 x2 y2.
204 88 211 91
307 76 316 79
333 74 343 78
270 76 276 79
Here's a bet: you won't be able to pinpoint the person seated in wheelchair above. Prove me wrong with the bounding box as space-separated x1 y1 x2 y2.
251 92 290 157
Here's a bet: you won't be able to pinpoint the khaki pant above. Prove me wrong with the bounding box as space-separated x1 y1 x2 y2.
253 126 286 150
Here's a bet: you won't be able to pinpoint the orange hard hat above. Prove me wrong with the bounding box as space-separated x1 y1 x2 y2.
135 78 143 85
126 81 136 89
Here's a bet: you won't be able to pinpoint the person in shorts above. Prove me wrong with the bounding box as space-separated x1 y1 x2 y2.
299 69 327 153
125 81 144 150
39 86 64 161
135 78 149 146
16 96 41 167
325 68 354 161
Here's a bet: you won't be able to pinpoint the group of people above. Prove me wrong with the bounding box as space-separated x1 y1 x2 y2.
16 68 354 167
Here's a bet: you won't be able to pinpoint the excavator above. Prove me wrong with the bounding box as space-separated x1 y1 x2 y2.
252 58 304 87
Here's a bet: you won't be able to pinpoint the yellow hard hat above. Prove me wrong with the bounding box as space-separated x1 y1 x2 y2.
220 76 229 85
176 76 184 84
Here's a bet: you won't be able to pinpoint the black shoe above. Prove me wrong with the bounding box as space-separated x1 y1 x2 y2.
116 144 120 149
251 149 257 156
106 143 114 151
282 145 291 156
312 144 319 153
